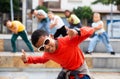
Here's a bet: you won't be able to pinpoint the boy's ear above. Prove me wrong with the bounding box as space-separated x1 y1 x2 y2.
49 34 54 39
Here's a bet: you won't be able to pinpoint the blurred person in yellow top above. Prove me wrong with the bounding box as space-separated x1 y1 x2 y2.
64 10 82 29
4 20 34 53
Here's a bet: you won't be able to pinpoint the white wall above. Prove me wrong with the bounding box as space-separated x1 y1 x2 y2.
91 4 117 12
60 0 117 11
61 0 93 10
44 0 59 1
32 0 39 9
31 0 117 11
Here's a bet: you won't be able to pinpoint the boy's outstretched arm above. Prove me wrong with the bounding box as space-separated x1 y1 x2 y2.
21 49 49 64
67 26 95 45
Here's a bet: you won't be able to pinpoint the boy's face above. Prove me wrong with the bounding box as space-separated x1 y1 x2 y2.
35 36 57 53
65 11 70 18
48 13 53 19
33 10 38 16
93 14 100 22
6 21 12 28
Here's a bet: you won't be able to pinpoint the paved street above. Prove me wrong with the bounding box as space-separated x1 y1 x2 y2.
91 72 120 79
0 69 120 79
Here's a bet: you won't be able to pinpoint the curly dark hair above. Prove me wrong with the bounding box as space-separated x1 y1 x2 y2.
31 29 48 47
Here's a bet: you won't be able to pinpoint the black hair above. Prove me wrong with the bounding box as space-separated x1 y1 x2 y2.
3 19 10 26
64 10 72 18
31 29 49 47
30 9 35 14
64 10 71 13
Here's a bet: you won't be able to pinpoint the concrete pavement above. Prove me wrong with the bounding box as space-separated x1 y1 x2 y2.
0 52 120 79
0 71 120 79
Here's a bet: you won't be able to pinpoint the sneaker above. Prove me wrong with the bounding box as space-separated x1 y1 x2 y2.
85 51 92 54
110 52 115 55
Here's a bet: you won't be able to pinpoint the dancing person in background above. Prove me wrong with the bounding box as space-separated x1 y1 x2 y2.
4 20 34 53
30 9 50 34
64 10 82 29
48 11 67 39
85 13 115 55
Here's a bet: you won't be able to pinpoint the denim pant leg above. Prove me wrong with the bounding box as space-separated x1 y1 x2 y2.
69 25 74 29
38 22 44 30
11 34 19 52
81 75 91 79
43 18 50 34
19 31 34 52
38 18 50 34
88 35 99 52
100 32 113 52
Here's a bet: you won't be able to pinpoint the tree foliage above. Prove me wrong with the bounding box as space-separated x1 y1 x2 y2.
0 0 19 13
73 6 93 26
73 6 93 20
35 5 48 13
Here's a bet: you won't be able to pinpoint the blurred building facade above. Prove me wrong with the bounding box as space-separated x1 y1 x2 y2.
0 0 120 38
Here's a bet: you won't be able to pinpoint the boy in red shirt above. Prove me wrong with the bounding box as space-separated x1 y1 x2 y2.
21 26 94 79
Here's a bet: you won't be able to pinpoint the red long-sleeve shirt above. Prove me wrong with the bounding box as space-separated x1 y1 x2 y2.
27 27 94 70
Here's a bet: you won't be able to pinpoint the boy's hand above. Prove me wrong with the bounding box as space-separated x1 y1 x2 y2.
21 49 27 63
67 28 78 38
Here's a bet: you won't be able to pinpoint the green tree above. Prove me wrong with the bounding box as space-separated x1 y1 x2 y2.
92 0 114 5
35 5 48 13
0 0 19 13
73 6 93 26
73 7 82 19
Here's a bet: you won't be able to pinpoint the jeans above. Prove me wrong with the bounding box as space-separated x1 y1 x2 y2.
38 17 50 34
11 31 34 52
70 23 82 29
80 75 90 79
88 32 113 53
57 71 90 79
